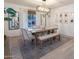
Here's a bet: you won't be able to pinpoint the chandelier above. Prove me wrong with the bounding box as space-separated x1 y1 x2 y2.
36 0 50 13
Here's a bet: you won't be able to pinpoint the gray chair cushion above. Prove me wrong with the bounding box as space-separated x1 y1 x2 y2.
26 31 35 40
21 28 29 40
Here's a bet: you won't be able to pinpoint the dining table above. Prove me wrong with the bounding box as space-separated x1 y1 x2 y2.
28 27 58 48
28 27 58 33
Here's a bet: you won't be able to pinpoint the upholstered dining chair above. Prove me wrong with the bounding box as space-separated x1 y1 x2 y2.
20 28 30 46
26 30 36 45
20 28 36 48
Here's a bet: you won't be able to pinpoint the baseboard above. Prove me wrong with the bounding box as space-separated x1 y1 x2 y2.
60 34 74 39
7 35 22 39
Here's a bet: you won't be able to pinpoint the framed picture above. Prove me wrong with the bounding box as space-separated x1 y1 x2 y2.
60 20 62 23
65 14 67 17
65 20 68 23
59 13 63 23
9 13 19 30
60 14 62 17
71 19 74 23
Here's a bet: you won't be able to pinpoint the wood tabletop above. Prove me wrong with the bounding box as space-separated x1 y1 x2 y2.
28 27 58 33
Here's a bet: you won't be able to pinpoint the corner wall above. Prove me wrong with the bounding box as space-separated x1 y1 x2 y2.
4 2 74 37
50 4 74 37
4 2 51 37
4 3 34 37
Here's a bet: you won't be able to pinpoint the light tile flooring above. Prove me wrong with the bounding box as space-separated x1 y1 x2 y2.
4 36 74 59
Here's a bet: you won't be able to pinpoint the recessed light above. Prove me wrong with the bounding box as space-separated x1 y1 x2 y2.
43 0 46 2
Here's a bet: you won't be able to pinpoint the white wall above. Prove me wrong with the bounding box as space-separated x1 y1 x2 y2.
4 2 51 37
4 2 36 37
4 2 74 37
50 4 74 37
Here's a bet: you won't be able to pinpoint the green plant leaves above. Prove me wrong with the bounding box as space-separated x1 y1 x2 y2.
4 17 12 21
4 8 16 21
6 8 16 17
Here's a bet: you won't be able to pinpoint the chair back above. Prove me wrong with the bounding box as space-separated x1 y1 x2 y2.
21 28 29 40
26 30 35 40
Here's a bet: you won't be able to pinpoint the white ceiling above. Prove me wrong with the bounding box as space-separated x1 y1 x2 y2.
5 0 74 8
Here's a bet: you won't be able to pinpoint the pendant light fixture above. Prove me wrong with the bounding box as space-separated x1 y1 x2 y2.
36 0 50 13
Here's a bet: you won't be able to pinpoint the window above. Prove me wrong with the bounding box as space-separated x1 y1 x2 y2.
28 10 36 28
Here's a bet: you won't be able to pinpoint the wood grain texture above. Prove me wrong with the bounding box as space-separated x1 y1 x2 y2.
4 36 74 59
40 39 74 59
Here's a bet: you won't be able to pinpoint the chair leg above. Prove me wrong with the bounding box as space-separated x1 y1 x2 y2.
50 38 52 44
58 35 61 41
53 37 56 42
34 39 37 48
40 40 42 49
31 39 34 44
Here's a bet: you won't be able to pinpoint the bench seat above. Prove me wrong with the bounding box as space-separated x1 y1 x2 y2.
38 32 59 40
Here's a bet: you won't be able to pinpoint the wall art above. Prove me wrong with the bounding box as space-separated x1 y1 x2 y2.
60 14 62 17
65 14 67 17
4 8 20 30
71 19 74 23
9 13 19 30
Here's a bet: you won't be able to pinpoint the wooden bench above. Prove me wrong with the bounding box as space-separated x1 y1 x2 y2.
37 32 60 48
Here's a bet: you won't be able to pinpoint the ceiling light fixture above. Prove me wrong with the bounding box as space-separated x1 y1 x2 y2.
36 0 50 13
